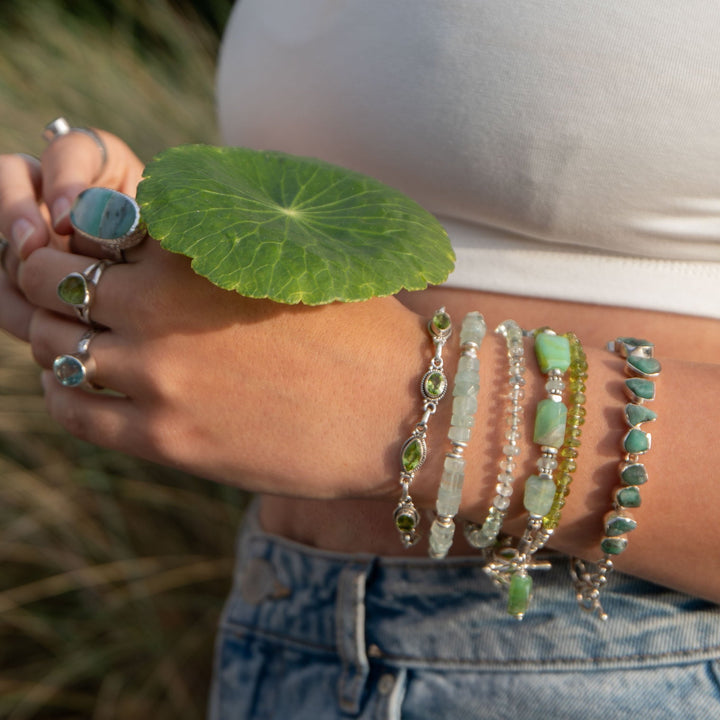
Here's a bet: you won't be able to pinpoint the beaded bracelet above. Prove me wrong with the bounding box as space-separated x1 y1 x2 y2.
485 329 573 619
393 308 452 548
571 336 660 620
429 311 487 559
542 332 588 530
464 319 526 551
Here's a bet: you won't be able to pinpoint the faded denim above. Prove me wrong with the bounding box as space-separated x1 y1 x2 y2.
209 504 720 719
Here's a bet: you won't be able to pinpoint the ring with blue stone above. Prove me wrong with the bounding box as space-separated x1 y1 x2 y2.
70 187 147 259
42 117 108 178
57 258 114 326
53 329 100 389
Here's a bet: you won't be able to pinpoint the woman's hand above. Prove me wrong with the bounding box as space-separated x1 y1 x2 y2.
15 240 429 498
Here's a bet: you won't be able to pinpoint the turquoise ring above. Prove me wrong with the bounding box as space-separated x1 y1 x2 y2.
70 187 146 258
53 329 100 389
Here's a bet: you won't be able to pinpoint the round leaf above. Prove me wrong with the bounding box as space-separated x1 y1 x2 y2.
136 145 455 305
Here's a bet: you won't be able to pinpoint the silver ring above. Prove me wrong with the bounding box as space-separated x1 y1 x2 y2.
53 328 100 389
70 187 147 258
42 116 108 178
56 259 114 326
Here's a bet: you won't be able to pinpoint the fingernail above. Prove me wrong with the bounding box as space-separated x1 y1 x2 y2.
51 196 72 229
11 217 35 256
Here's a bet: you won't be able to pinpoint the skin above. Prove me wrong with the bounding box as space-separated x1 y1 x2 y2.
1 133 719 607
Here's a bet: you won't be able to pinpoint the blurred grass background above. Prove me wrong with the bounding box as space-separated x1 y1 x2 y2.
0 1 251 717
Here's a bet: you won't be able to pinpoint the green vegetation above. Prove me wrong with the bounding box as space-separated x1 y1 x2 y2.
0 2 248 717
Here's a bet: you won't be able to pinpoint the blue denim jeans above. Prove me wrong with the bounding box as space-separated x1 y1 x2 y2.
209 503 720 719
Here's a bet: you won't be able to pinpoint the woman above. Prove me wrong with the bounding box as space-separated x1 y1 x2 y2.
1 2 720 718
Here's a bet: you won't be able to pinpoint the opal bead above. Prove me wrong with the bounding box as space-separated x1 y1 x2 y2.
524 474 556 516
533 398 568 448
534 333 571 374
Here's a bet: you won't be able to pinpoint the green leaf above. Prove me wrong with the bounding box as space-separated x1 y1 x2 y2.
136 145 455 305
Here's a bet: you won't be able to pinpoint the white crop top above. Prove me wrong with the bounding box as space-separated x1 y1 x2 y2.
216 0 720 318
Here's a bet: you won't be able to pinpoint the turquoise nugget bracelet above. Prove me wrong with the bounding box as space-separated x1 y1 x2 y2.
571 336 660 620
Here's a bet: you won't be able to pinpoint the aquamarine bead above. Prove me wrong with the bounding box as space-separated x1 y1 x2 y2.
459 312 486 346
448 426 471 444
452 394 477 417
523 474 556 516
429 520 455 557
457 355 480 373
534 333 571 373
533 399 568 448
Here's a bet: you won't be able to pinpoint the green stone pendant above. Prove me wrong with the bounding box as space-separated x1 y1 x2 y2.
534 332 571 374
429 308 452 337
507 572 533 618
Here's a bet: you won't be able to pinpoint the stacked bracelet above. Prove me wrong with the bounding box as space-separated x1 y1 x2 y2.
571 336 660 620
393 308 452 548
464 319 526 551
429 311 487 559
485 329 573 619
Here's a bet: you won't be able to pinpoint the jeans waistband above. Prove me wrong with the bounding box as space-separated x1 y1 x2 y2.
221 502 720 675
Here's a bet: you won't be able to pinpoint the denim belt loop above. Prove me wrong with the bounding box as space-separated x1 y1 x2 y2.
335 560 375 715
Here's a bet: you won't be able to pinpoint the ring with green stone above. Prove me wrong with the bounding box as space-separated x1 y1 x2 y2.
70 187 147 258
52 328 101 389
57 258 114 326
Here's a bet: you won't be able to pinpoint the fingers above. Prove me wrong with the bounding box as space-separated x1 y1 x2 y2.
40 369 151 457
0 272 35 341
41 128 145 237
17 246 145 332
0 153 48 259
0 125 145 261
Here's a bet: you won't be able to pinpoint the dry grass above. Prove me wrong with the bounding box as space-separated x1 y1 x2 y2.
0 2 248 717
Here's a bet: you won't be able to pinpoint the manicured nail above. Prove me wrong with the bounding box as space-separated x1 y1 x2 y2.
11 217 35 257
51 196 72 229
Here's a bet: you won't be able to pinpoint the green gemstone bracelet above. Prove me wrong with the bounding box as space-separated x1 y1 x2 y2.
393 308 452 548
485 329 576 619
571 336 660 620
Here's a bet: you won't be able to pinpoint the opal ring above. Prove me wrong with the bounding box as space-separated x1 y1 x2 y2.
42 117 108 178
53 328 101 389
70 187 147 259
57 259 114 326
